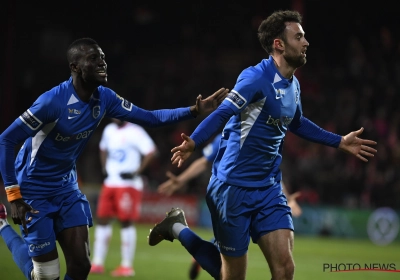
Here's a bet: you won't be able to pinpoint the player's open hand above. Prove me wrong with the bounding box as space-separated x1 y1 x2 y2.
171 133 195 167
157 171 183 196
338 127 377 162
191 88 229 117
10 199 39 235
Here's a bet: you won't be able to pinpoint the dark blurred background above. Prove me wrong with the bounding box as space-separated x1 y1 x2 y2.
1 0 399 210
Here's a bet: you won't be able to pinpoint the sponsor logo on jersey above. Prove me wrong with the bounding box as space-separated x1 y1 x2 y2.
68 108 81 115
19 110 42 130
122 99 133 111
275 88 286 99
55 129 94 142
68 108 81 120
115 93 133 111
217 241 236 252
29 242 51 252
266 115 293 126
93 105 100 119
226 90 246 109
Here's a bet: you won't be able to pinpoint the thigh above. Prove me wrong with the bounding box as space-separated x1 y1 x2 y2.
56 197 92 279
115 187 142 221
206 176 251 257
250 182 293 243
57 225 90 265
220 253 247 280
257 229 294 272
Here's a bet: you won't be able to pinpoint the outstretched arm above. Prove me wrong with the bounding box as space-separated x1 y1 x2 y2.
289 116 377 162
171 104 235 167
338 127 377 162
171 133 196 168
111 88 228 127
189 88 229 117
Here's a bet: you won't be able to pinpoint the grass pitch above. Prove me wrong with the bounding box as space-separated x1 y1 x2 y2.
0 222 399 279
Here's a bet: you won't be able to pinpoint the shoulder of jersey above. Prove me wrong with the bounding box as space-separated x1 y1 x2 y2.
97 86 115 97
40 80 70 107
241 61 272 84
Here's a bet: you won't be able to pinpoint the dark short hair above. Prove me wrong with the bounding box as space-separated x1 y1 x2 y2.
67 38 99 63
257 10 302 54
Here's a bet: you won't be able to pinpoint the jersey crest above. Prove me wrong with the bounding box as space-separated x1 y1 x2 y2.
93 105 101 119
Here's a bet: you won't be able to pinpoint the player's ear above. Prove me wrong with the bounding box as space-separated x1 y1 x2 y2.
273 39 284 51
70 62 80 73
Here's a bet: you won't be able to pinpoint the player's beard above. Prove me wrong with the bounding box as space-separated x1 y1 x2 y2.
283 45 307 68
284 53 306 68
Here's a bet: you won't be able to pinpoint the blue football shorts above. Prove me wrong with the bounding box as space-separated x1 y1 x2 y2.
21 189 93 257
206 175 293 257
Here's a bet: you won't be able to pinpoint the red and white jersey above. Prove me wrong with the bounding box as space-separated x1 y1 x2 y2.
100 122 156 190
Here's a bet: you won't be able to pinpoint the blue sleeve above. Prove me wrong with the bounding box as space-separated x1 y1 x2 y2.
123 106 195 127
226 69 262 114
103 88 195 127
189 70 261 149
17 92 62 136
0 121 31 186
288 115 342 148
191 104 235 148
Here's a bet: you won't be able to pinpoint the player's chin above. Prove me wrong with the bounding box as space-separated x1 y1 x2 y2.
97 76 108 86
295 58 306 68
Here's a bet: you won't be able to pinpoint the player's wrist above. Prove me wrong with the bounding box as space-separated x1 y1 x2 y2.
189 105 199 118
5 185 22 202
338 136 345 150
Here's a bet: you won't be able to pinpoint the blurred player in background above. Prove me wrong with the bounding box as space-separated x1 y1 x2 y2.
149 10 377 280
90 119 157 276
157 133 302 279
0 37 228 280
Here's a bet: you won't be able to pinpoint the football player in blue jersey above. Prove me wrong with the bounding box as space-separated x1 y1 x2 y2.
157 133 302 280
148 10 377 280
0 37 228 280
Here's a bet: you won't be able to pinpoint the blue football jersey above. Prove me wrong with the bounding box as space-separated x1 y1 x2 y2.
7 77 193 198
202 134 223 164
214 56 302 187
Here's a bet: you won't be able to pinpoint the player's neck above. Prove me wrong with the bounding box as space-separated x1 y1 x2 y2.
72 78 96 103
271 55 295 79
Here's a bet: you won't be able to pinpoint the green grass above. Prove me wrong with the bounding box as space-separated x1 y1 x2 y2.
1 222 399 279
